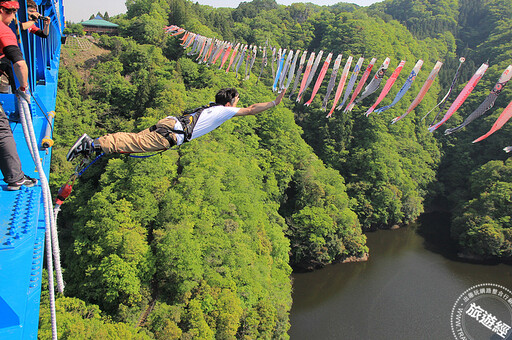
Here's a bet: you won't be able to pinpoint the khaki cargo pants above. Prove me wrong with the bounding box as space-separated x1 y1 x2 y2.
96 117 179 154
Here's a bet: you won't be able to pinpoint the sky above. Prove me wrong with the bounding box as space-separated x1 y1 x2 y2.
64 0 382 23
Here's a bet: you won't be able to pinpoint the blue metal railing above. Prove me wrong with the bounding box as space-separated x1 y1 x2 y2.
0 0 64 339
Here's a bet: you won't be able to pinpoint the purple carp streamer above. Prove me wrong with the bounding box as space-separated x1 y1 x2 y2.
375 59 423 114
289 50 308 99
445 65 512 135
429 62 489 132
305 53 333 106
338 57 364 110
344 58 377 112
392 61 443 124
322 54 343 110
346 57 390 112
366 60 406 116
473 100 512 143
327 56 353 118
423 57 465 123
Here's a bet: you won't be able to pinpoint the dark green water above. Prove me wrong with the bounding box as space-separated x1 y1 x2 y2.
289 214 512 339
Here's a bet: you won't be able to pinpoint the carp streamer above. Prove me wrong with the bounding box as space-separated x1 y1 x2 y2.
289 50 308 99
366 60 406 116
327 56 353 118
473 100 512 143
305 52 333 106
392 61 442 124
338 57 365 110
429 62 489 132
168 26 512 152
445 65 512 135
375 59 423 114
344 58 377 112
423 57 465 124
346 57 390 112
297 52 316 102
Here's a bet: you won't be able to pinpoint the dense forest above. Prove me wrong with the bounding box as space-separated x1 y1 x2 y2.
39 0 511 338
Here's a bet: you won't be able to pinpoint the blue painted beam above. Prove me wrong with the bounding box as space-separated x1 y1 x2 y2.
0 0 64 338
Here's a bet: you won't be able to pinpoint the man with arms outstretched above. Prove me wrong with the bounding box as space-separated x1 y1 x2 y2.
67 88 286 161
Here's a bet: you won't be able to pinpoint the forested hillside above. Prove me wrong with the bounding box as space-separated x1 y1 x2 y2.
374 0 512 257
39 0 511 338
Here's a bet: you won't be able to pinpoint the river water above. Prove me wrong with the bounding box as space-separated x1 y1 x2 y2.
289 213 512 339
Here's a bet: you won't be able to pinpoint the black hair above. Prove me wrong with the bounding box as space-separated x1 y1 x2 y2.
215 88 239 105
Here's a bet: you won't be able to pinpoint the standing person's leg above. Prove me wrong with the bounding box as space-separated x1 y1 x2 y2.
0 105 37 190
0 105 22 183
0 59 15 94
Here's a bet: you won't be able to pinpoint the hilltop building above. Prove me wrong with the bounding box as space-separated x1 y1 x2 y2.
81 15 119 35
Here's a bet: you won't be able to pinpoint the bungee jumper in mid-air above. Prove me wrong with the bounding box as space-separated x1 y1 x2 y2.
66 88 286 162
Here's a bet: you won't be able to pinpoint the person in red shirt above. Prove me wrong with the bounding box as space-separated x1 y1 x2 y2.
21 0 49 38
0 0 37 190
0 0 49 93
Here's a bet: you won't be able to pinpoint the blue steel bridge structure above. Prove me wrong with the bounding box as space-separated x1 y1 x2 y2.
0 0 65 338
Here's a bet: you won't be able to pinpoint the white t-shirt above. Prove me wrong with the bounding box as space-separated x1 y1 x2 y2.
190 106 240 141
168 106 240 145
